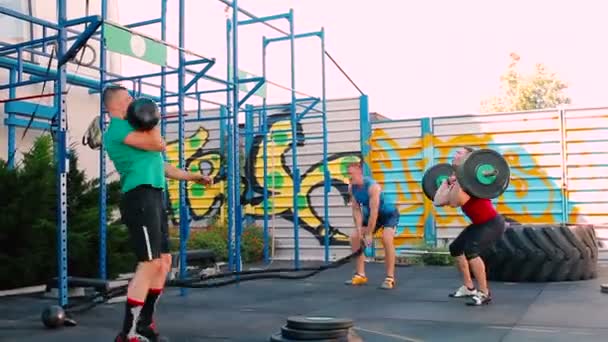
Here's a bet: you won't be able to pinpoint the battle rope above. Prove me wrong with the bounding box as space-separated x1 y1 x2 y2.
61 245 365 316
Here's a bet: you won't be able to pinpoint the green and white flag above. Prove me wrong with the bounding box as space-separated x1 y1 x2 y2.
103 23 167 66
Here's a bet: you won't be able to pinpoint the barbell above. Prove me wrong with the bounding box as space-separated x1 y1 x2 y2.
422 148 511 200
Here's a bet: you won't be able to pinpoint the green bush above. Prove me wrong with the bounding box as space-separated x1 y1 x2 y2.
179 218 266 264
0 135 133 290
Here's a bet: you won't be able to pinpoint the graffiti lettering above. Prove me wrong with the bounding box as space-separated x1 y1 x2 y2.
164 114 361 246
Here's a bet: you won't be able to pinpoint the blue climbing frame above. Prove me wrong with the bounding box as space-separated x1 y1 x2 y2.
0 0 332 306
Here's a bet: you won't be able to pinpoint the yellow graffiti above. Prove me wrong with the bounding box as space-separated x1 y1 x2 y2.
369 128 582 247
165 127 224 220
163 121 358 244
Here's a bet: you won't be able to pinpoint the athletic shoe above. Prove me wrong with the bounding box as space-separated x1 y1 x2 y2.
448 285 478 298
467 291 492 306
344 273 368 286
379 276 395 290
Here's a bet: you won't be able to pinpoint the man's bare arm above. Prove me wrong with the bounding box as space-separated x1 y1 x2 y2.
350 185 363 230
366 183 381 231
165 163 213 184
165 163 193 181
123 127 165 151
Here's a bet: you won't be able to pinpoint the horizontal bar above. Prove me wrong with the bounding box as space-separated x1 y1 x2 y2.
125 18 162 29
238 13 289 26
165 87 232 98
64 15 101 27
0 7 59 30
301 114 324 120
0 35 58 54
297 98 320 121
295 135 323 140
4 101 56 120
398 249 451 256
4 117 55 131
264 31 322 46
185 58 214 66
0 77 54 91
58 19 102 66
106 70 179 83
0 92 66 104
164 115 236 124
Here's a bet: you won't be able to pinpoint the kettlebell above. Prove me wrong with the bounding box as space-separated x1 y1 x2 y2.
41 305 66 329
126 97 160 131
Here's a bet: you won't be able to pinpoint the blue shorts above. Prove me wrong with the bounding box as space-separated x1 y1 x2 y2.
363 208 400 233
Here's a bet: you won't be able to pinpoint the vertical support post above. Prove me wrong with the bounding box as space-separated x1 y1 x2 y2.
160 0 168 138
261 37 270 265
244 104 254 226
160 0 170 242
320 27 330 263
421 118 436 247
231 0 243 273
358 95 373 257
98 0 108 281
55 0 69 307
177 0 189 296
225 17 235 271
219 105 227 225
7 68 16 169
558 108 569 222
359 95 371 177
288 9 300 269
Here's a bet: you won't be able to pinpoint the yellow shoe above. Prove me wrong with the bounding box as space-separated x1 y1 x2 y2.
345 273 368 286
379 276 395 290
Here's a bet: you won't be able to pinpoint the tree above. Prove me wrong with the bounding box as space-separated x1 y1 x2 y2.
481 53 572 112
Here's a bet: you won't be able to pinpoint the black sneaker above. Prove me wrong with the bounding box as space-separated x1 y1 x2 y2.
466 291 491 306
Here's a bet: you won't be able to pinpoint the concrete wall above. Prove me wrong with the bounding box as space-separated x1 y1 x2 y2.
369 108 608 255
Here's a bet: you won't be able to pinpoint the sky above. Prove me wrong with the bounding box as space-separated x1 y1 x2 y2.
118 0 608 119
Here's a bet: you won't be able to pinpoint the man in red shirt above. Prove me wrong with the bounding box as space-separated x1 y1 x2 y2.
433 147 506 306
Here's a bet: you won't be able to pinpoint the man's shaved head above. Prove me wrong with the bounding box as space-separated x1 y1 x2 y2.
102 85 132 117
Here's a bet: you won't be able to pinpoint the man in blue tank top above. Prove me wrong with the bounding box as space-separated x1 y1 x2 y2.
345 160 400 289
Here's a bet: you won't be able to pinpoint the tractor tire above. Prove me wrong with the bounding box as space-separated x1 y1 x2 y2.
481 223 598 282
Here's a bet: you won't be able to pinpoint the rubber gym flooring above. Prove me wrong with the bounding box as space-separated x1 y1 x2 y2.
2 262 608 342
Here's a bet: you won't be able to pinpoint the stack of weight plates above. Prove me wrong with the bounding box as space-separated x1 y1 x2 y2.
269 316 354 341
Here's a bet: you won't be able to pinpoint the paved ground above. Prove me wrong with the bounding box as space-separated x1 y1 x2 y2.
1 262 608 341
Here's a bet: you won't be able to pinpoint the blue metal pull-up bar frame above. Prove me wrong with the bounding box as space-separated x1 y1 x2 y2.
0 0 339 307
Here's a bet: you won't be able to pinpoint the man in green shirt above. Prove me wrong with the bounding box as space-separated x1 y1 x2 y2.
102 85 212 342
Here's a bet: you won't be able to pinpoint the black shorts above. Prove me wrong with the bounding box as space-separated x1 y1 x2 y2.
449 214 506 260
363 208 400 233
119 185 170 262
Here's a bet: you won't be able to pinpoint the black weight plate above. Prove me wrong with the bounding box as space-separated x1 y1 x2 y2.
281 326 349 340
286 316 353 331
269 332 346 342
421 163 454 201
456 149 510 199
